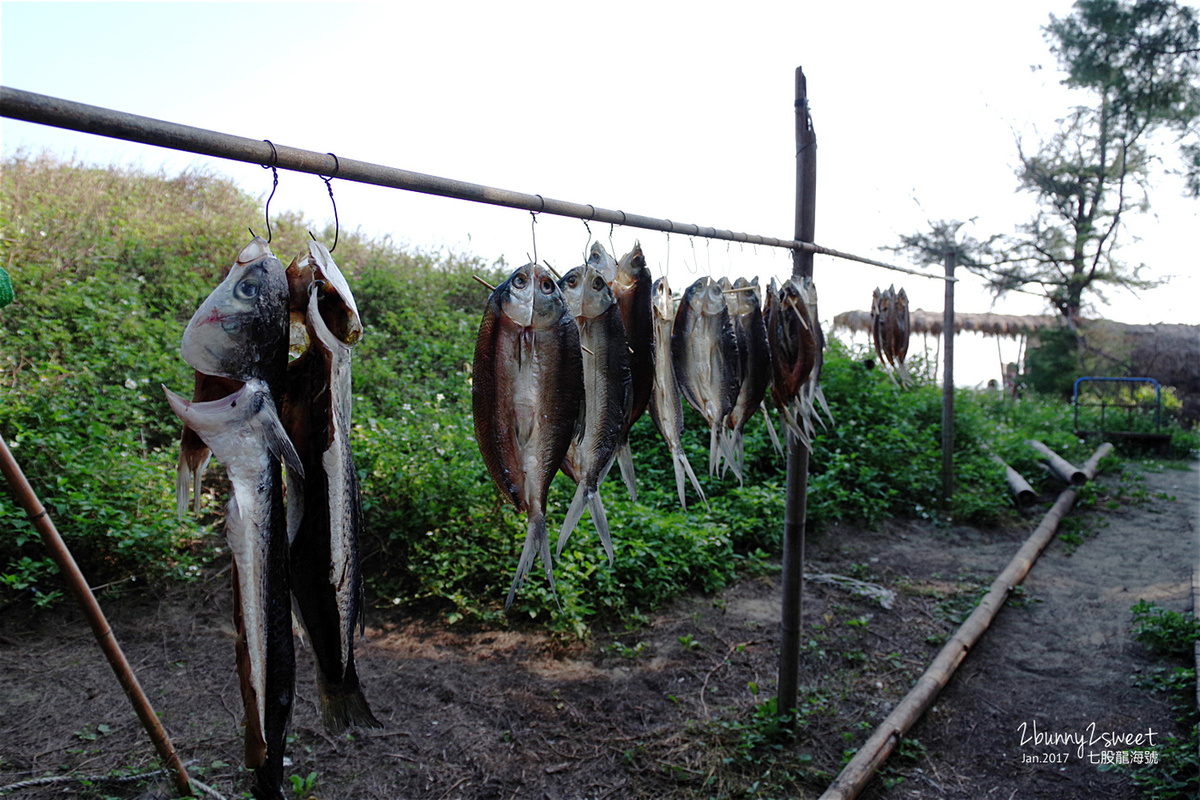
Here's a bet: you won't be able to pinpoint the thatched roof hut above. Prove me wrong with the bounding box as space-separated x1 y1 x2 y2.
832 309 1061 338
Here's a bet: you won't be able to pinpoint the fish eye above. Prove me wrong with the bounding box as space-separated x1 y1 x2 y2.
566 275 578 287
591 276 605 291
541 278 555 294
512 273 527 289
234 279 260 301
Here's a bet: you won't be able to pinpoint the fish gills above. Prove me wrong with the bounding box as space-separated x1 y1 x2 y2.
282 242 378 734
648 277 708 511
176 371 243 517
473 264 583 608
556 266 631 563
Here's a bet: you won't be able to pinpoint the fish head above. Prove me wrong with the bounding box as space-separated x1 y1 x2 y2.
726 276 760 317
498 263 565 329
586 241 618 284
181 237 289 381
698 276 728 317
557 266 587 318
614 241 647 292
651 276 675 322
560 265 614 321
308 240 363 345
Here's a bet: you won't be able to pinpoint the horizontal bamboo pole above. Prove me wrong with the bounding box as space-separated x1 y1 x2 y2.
1026 439 1087 486
819 443 1113 800
0 86 954 283
0 436 192 797
990 454 1036 506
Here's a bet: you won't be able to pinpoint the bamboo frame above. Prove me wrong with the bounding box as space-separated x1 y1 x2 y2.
818 443 1113 800
0 86 953 283
990 455 1037 506
0 437 192 796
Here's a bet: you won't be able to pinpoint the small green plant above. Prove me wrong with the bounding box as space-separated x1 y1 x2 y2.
1131 600 1200 657
678 634 702 651
288 770 318 798
605 640 647 659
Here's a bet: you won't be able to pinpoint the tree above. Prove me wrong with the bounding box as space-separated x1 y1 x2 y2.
974 0 1200 324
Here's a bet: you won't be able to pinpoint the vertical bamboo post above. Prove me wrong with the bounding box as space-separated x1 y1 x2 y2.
0 436 192 797
778 65 816 718
941 250 956 506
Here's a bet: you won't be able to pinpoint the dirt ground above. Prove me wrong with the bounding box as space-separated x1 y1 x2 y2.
0 457 1196 799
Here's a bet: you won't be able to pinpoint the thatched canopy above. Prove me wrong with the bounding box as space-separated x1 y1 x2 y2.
833 309 1062 338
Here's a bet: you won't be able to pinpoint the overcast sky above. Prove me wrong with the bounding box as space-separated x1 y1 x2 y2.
2 1 1196 386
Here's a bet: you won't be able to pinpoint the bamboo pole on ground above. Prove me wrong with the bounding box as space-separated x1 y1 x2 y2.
1026 439 1087 486
818 442 1113 800
0 435 192 797
990 454 1036 506
777 64 817 719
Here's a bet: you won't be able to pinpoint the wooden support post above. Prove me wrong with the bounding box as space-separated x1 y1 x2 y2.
0 436 192 797
778 65 816 719
941 251 956 506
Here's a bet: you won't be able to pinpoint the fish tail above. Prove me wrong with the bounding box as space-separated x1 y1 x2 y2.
315 660 382 734
615 440 637 502
671 448 689 510
719 428 743 484
676 448 709 512
762 405 783 456
814 385 834 428
556 481 590 559
586 489 615 566
508 512 555 609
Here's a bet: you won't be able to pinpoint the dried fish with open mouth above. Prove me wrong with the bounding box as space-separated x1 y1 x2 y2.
556 265 630 563
472 263 584 608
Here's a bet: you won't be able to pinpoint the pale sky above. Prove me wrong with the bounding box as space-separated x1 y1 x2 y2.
2 1 1196 386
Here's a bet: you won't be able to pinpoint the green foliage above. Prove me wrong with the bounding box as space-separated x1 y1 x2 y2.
1131 600 1200 657
1023 328 1080 398
1101 601 1200 799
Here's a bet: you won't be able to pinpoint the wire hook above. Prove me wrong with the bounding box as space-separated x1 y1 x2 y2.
318 152 340 252
261 140 279 243
530 208 540 266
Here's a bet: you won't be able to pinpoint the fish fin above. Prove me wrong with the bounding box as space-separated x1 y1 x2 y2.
814 385 834 427
676 448 709 512
315 660 382 734
615 440 637 502
556 481 590 559
261 406 305 479
507 512 555 609
671 448 689 510
718 427 742 484
586 490 615 566
708 423 720 476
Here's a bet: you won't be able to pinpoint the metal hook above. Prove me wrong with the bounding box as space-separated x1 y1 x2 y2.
261 139 279 243
318 152 340 252
530 209 540 266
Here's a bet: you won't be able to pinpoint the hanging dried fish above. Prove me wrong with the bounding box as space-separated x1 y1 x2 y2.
648 276 708 511
281 240 378 735
767 275 829 450
472 263 584 608
586 241 619 284
610 242 654 501
722 276 774 480
673 277 741 478
556 264 630 563
169 236 294 799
